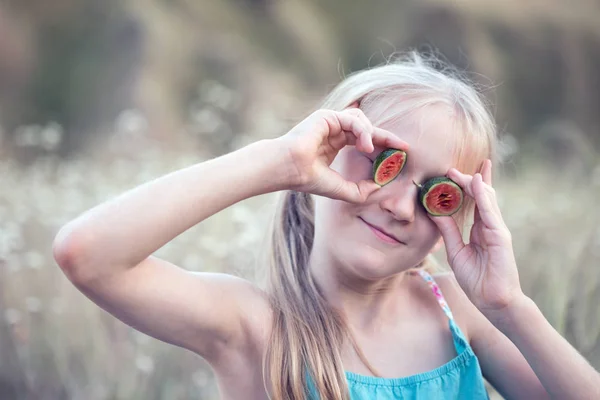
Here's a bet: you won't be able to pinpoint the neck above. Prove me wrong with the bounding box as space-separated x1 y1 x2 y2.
307 246 415 330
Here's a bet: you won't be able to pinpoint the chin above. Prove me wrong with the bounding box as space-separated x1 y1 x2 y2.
343 246 397 281
353 266 395 282
349 247 424 282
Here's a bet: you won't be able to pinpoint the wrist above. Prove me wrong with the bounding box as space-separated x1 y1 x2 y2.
485 293 537 330
245 138 296 193
267 136 306 191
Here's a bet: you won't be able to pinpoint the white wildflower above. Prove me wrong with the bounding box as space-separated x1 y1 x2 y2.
199 80 239 110
192 370 209 387
0 222 24 258
26 297 42 313
4 308 21 325
51 298 64 315
190 108 223 135
134 332 152 345
115 109 148 137
40 122 64 151
6 254 22 273
182 253 203 271
237 227 260 247
24 251 44 270
14 125 41 147
12 202 31 224
135 354 154 374
231 205 253 225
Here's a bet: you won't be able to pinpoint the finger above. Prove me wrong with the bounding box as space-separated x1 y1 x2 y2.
337 111 373 152
429 215 465 265
481 159 492 186
331 110 366 139
325 172 381 204
338 108 408 154
473 202 481 225
339 129 370 153
327 128 357 151
345 102 360 109
451 167 499 211
469 205 487 249
354 179 382 202
344 108 375 153
353 109 376 153
371 127 410 152
329 111 369 151
361 129 374 153
447 168 476 199
347 107 409 153
472 173 504 230
342 132 358 147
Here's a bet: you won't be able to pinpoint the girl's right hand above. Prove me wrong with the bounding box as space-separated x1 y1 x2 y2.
276 106 410 203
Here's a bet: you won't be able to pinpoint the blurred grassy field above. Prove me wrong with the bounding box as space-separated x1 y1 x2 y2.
1 0 600 399
0 111 599 399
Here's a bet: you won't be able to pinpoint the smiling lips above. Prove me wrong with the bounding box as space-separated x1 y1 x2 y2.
360 218 404 245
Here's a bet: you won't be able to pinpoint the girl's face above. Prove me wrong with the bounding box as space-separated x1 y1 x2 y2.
313 104 460 281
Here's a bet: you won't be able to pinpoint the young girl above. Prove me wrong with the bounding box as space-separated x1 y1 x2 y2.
53 52 599 399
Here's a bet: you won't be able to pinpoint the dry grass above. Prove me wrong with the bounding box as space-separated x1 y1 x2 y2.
1 98 599 400
1 0 599 398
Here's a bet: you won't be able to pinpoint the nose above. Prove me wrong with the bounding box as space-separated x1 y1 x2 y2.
379 180 417 223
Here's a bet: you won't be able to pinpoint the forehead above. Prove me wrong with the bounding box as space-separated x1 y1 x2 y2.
377 104 460 173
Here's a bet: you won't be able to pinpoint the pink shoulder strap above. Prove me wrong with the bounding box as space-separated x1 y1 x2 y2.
416 269 454 321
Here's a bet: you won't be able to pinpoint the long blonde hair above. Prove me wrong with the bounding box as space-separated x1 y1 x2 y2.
263 51 498 400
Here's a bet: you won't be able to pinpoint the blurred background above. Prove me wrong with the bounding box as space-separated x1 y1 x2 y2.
1 0 599 399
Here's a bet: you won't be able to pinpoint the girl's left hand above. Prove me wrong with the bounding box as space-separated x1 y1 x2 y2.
430 160 524 316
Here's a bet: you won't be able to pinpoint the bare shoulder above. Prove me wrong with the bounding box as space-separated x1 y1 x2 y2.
190 272 274 352
430 271 490 342
193 271 271 312
208 272 273 335
195 272 273 312
199 273 274 380
68 255 274 368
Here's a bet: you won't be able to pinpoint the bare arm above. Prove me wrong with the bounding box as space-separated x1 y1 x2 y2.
437 273 548 399
53 108 407 366
433 162 600 399
482 295 600 399
53 139 288 363
53 138 289 280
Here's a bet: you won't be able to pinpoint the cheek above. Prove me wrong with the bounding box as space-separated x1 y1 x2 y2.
314 196 352 229
413 209 441 253
417 217 443 249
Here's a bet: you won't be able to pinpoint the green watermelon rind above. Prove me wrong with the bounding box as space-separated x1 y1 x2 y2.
418 177 463 216
372 149 407 186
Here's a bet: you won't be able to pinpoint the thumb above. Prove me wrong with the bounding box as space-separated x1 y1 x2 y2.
353 180 382 203
429 215 465 262
329 177 381 203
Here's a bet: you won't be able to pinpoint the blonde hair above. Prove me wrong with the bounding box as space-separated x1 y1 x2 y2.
263 51 498 399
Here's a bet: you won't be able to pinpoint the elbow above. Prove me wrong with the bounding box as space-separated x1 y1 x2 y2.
52 224 98 284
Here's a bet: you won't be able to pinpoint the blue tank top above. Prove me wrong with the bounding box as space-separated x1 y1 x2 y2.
308 270 489 399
